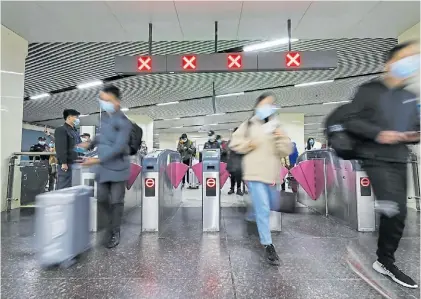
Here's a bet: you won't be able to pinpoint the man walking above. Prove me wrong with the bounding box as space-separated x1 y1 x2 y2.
345 41 420 288
82 85 132 248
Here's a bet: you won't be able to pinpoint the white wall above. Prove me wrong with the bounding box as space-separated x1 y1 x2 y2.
1 25 28 211
398 22 420 43
278 113 305 154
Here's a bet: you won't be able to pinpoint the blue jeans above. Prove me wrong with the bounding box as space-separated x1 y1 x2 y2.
246 181 280 246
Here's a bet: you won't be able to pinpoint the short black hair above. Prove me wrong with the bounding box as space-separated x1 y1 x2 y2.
101 84 121 99
181 133 187 139
63 109 80 120
82 133 91 138
255 91 276 108
38 136 46 141
216 135 221 140
386 41 418 62
208 130 215 137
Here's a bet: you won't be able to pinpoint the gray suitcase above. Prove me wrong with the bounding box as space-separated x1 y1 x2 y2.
35 185 91 268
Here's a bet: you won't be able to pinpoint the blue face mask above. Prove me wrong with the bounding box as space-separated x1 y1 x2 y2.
309 140 314 145
255 104 277 120
99 100 116 113
390 55 420 79
49 143 54 148
74 118 80 127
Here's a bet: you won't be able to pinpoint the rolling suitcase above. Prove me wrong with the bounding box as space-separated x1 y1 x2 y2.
188 158 200 189
35 185 92 268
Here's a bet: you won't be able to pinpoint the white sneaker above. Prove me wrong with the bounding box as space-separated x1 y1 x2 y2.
373 260 418 289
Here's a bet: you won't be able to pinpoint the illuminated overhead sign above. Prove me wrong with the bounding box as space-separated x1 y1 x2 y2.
138 56 152 71
115 50 337 75
227 54 242 69
182 55 197 70
286 52 301 67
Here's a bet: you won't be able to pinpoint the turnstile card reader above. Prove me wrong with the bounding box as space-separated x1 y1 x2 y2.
355 164 376 232
202 149 221 232
142 155 160 232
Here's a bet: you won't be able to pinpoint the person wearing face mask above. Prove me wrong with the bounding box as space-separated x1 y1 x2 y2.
177 133 196 187
81 85 132 249
229 91 292 266
306 137 315 150
204 131 221 149
54 109 81 189
29 137 50 161
344 41 420 288
81 133 91 143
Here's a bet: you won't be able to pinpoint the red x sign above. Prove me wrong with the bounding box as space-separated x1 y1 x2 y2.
286 52 301 67
137 56 152 71
227 54 242 69
182 55 197 70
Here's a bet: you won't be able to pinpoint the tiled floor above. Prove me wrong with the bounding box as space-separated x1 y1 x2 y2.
1 191 420 299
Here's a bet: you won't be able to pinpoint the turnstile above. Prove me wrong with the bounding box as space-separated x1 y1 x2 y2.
141 150 183 233
355 166 376 232
141 151 161 232
202 149 221 232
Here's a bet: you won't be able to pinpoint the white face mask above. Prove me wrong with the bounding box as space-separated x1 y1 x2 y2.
39 141 46 146
81 137 87 143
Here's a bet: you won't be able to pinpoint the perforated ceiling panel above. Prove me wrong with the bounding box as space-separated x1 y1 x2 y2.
24 38 395 124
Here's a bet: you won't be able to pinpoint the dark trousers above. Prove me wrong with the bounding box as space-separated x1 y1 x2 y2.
48 165 56 191
182 159 190 184
230 172 242 190
97 181 126 234
56 164 72 190
363 160 407 266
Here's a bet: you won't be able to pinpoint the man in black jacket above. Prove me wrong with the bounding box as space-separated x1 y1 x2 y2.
345 41 420 288
54 109 81 189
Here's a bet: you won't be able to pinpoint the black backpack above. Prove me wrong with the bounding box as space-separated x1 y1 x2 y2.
324 103 358 160
128 122 143 155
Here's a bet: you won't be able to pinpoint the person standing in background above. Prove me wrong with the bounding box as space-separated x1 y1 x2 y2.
204 131 220 149
177 133 196 188
54 109 81 189
227 128 243 196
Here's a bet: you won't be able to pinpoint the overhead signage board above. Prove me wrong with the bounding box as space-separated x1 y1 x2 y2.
258 50 337 71
166 53 258 73
115 55 167 75
114 51 337 75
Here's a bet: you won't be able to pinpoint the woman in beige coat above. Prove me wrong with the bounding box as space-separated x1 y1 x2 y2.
229 92 292 265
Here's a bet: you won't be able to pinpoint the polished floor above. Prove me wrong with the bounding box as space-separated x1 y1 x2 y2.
1 189 420 299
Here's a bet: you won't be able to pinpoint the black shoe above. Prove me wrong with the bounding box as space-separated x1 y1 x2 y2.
236 189 243 196
265 244 280 266
106 231 120 249
373 260 418 288
243 189 248 195
228 189 234 195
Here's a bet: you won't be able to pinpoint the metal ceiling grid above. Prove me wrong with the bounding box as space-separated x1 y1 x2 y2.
24 40 251 96
24 38 395 124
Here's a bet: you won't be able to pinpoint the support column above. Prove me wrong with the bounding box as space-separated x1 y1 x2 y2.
1 25 28 211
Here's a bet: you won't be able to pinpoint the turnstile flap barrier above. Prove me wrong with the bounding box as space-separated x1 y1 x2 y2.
290 160 323 200
191 163 203 184
127 163 142 190
165 162 189 188
191 162 230 188
280 166 289 182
